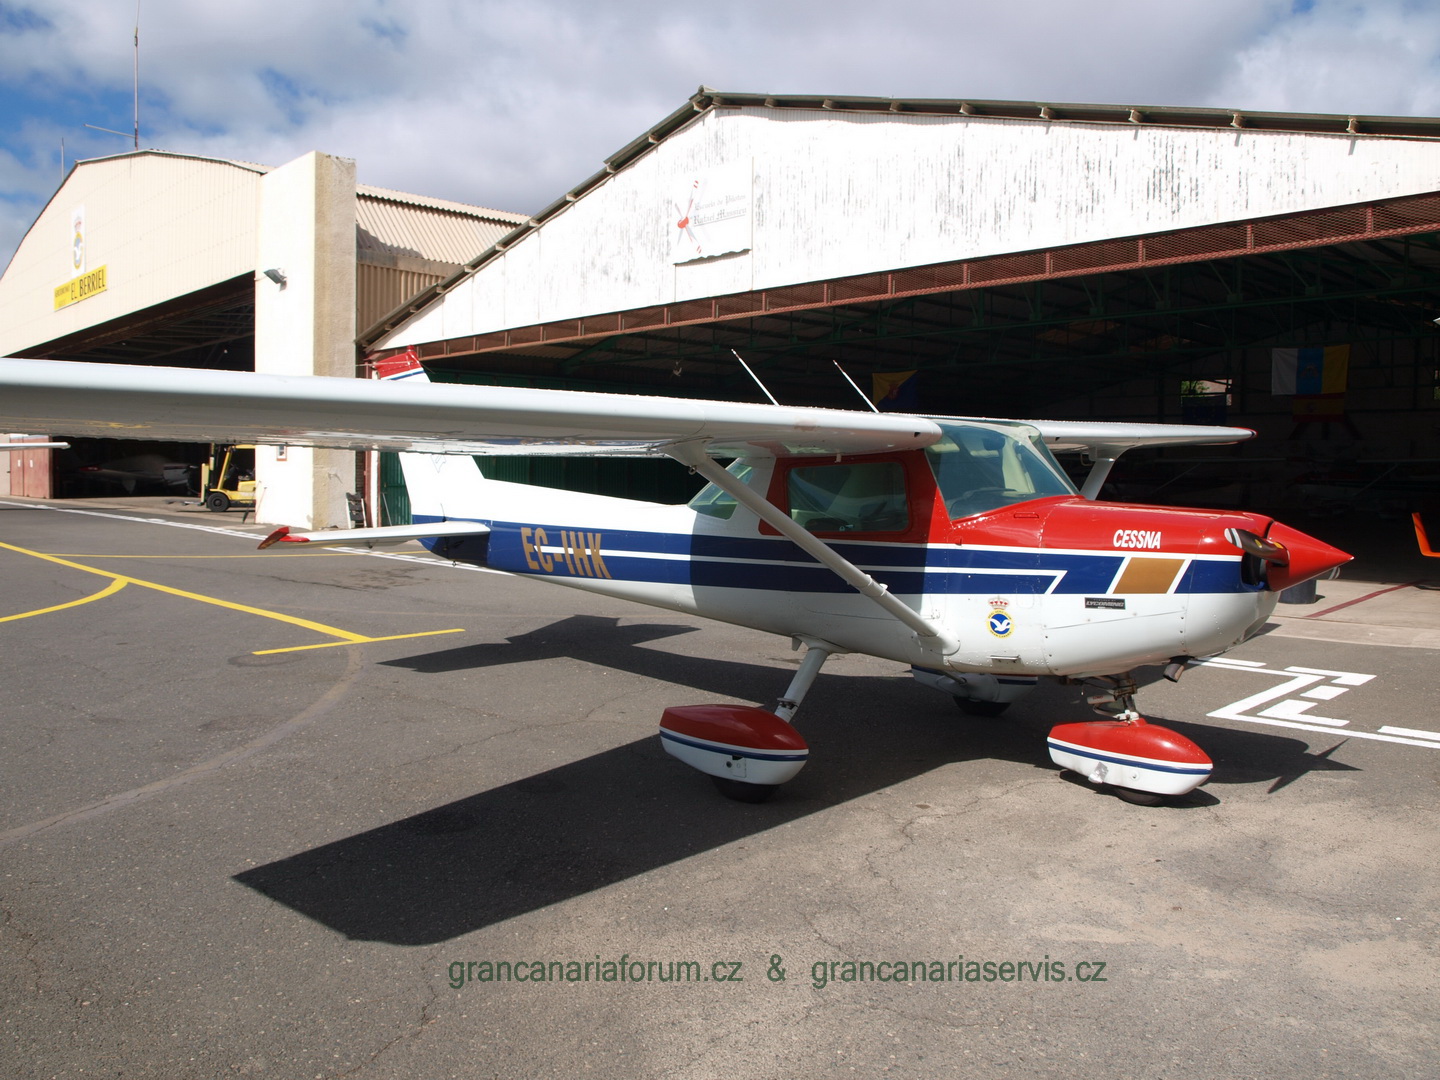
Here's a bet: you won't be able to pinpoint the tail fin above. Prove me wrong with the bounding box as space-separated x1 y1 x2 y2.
376 351 488 522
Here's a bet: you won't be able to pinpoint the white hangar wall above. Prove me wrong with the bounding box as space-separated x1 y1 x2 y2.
0 153 264 357
380 107 1440 348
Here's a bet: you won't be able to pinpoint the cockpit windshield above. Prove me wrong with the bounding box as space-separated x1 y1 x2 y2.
924 420 1076 519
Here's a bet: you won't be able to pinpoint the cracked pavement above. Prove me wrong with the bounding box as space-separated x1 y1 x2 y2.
1 498 1437 1079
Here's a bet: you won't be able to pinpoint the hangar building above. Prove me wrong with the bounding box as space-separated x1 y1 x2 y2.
0 149 525 522
365 91 1440 528
6 91 1440 534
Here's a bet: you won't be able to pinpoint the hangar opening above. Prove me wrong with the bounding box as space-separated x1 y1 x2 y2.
0 149 525 516
364 92 1440 569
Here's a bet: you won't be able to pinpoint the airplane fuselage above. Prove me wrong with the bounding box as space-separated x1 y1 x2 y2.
416 451 1289 680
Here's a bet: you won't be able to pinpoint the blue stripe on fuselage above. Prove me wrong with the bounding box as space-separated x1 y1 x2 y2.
415 516 1251 595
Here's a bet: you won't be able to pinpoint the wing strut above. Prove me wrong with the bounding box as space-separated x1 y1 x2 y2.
1079 447 1123 500
667 443 959 657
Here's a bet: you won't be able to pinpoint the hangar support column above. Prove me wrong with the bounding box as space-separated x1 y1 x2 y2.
254 151 357 528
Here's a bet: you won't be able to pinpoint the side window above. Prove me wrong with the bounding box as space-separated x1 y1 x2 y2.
787 462 908 533
689 461 753 519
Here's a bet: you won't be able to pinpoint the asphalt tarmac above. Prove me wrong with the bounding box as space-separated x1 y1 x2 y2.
1 497 1437 1079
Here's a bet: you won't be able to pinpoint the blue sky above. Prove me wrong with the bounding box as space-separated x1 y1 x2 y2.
3 0 1440 272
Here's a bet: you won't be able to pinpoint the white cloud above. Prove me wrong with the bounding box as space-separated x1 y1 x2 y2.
2 0 1438 270
1218 0 1440 115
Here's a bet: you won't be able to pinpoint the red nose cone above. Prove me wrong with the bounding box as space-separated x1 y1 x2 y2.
1264 522 1352 592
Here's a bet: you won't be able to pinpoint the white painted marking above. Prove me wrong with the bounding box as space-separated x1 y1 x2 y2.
1216 714 1440 748
1208 670 1327 723
1301 685 1348 701
1285 666 1376 686
1 499 260 538
1256 699 1350 726
1377 725 1440 742
0 501 502 573
1201 660 1440 748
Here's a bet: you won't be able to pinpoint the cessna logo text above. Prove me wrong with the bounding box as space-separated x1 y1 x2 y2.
520 527 612 579
1112 529 1162 550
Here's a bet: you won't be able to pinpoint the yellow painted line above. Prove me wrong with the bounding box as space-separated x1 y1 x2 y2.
0 577 128 623
0 539 370 643
253 628 467 655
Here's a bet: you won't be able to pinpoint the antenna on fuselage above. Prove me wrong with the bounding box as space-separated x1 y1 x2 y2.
731 349 780 406
831 361 881 413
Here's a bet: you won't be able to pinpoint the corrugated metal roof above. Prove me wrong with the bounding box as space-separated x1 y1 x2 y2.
356 195 519 269
357 184 525 224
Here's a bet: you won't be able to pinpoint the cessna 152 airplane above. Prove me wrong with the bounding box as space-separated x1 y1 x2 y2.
0 353 1350 804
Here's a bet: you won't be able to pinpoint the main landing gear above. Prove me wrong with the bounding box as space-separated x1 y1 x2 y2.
658 637 837 803
659 649 1214 806
1048 669 1212 805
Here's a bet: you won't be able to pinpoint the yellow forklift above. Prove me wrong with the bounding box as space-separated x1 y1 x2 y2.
202 444 256 512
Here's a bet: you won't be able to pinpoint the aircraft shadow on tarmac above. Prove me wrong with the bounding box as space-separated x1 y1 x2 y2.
233 616 1357 945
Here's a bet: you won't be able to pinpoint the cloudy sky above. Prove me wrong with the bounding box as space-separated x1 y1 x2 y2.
2 0 1439 270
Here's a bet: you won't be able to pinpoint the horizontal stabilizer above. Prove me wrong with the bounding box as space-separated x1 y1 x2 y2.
258 521 490 550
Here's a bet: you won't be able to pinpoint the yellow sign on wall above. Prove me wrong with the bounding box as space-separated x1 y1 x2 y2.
54 265 107 311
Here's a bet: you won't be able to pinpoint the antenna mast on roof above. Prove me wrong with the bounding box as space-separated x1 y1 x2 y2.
132 1 140 149
831 361 881 413
731 349 780 406
82 2 140 150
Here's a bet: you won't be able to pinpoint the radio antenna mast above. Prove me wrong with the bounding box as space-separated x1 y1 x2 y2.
83 3 141 150
132 1 140 149
831 360 881 413
731 349 780 406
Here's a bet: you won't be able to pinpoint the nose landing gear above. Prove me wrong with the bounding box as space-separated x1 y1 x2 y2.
1049 672 1213 805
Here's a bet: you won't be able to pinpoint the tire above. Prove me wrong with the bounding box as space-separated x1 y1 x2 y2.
1112 787 1166 806
205 491 231 512
711 776 778 803
956 697 1010 718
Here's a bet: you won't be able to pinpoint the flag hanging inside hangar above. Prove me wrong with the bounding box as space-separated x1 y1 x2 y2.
871 370 919 412
1271 346 1350 396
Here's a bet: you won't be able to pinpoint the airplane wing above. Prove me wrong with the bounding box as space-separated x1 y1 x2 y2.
1016 418 1254 454
1000 417 1254 500
0 358 940 459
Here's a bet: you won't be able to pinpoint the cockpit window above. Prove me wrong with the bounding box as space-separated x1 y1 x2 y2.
925 421 1075 519
689 460 753 519
787 461 908 533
